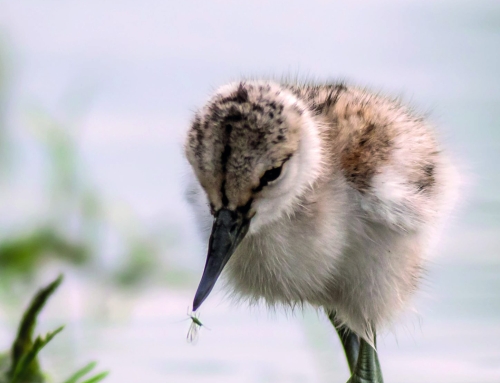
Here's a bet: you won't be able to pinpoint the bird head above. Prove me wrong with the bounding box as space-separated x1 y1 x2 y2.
185 81 324 310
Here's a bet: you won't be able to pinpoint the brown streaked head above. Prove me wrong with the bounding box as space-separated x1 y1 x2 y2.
185 81 313 310
185 81 305 213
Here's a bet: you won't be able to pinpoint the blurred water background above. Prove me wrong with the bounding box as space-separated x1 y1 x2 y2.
0 0 499 382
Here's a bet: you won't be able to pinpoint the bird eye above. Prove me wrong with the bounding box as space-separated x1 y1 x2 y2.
253 157 291 193
261 166 283 184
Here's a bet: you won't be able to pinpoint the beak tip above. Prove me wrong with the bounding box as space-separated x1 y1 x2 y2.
192 295 204 312
192 271 215 312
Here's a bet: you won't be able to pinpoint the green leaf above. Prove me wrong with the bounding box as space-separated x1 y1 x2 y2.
9 275 63 381
61 361 108 383
10 326 64 383
79 371 109 383
61 362 97 383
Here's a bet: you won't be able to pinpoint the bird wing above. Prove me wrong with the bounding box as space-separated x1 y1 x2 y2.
314 85 458 233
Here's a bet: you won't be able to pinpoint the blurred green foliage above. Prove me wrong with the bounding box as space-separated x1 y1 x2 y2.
0 276 108 383
0 66 170 290
0 25 185 383
0 34 189 298
0 228 87 278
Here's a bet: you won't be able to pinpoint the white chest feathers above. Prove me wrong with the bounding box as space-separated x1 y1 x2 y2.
223 188 350 307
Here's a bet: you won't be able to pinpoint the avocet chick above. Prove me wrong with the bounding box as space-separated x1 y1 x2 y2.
184 80 458 382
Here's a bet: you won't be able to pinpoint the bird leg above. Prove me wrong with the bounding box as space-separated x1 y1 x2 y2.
346 333 384 383
327 312 383 382
328 311 359 373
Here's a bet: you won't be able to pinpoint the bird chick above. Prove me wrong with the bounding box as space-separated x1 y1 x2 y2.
185 80 459 345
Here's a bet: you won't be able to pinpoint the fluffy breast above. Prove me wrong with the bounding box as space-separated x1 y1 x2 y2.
223 179 350 307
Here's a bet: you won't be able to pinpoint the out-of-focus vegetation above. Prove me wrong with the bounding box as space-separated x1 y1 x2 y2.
0 41 177 295
0 228 87 278
0 276 107 383
0 36 182 382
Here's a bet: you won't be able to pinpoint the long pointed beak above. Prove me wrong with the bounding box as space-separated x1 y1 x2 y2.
192 208 250 311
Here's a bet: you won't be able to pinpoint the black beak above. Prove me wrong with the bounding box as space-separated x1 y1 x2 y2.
192 208 250 311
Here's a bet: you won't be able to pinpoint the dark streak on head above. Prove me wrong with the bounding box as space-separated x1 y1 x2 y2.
221 180 229 206
189 81 297 210
252 103 264 113
221 124 233 172
224 112 243 123
220 83 249 105
220 123 233 206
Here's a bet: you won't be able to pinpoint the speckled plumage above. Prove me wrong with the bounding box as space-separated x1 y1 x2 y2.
185 80 459 343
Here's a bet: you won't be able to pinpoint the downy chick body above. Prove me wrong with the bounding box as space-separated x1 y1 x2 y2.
185 80 459 341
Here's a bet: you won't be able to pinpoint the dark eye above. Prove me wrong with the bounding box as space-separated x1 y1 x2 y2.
253 156 292 193
253 165 283 193
261 166 283 184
